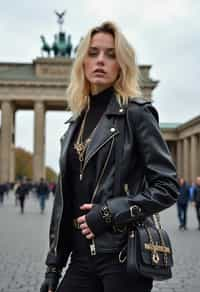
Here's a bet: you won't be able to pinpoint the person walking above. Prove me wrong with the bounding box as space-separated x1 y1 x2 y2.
16 178 29 214
40 21 179 292
177 177 190 230
192 176 200 230
36 178 49 214
0 183 7 206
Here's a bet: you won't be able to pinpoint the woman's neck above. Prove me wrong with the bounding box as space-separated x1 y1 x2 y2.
90 84 113 96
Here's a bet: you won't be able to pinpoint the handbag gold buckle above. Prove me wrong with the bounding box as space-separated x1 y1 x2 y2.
130 205 141 218
118 246 127 263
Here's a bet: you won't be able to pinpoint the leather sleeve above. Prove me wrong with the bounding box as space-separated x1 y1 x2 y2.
45 175 70 269
86 204 110 236
107 103 179 225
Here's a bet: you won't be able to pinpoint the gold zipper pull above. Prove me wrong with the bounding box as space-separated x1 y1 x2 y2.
90 239 96 256
124 183 130 195
129 230 135 238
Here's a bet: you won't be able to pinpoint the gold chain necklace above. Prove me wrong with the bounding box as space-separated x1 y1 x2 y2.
74 102 91 180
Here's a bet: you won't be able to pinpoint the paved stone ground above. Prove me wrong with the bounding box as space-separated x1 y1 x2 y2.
0 191 200 292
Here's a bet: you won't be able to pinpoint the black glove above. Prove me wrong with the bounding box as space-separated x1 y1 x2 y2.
40 266 61 292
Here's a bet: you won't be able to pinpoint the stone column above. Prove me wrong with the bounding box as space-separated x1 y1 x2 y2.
176 140 183 177
190 135 198 183
198 134 200 176
9 110 16 182
170 142 177 165
33 101 46 182
0 101 14 183
0 110 1 159
183 138 190 182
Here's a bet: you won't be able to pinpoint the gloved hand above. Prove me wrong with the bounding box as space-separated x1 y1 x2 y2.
40 266 61 292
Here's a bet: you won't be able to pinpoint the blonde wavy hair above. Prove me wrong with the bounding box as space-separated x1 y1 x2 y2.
66 21 141 114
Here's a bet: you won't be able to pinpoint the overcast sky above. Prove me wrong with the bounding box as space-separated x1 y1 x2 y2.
0 0 199 173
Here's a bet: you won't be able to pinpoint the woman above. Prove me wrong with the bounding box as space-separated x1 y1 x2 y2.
40 21 178 292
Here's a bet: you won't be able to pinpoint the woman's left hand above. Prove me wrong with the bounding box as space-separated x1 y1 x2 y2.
77 204 95 239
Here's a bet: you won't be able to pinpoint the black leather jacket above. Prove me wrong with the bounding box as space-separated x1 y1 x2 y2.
45 94 179 269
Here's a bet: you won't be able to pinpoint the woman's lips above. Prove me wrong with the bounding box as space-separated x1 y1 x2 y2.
93 69 106 74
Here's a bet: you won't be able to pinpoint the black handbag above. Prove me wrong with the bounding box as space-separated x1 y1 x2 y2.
125 214 174 281
114 106 174 281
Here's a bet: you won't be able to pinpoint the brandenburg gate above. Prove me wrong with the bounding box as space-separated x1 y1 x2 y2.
0 57 200 183
0 58 159 182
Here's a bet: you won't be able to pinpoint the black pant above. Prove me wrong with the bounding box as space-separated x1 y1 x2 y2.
177 203 188 228
19 197 25 214
57 251 152 292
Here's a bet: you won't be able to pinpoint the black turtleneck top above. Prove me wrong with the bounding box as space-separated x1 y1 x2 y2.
67 87 113 252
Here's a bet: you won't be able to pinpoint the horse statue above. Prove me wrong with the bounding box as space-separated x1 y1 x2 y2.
65 34 73 57
52 32 73 57
52 34 59 57
40 35 51 57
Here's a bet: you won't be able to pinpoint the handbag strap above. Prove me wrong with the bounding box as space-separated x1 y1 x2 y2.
153 213 162 230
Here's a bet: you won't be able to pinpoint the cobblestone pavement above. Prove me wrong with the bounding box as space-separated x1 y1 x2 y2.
0 192 200 292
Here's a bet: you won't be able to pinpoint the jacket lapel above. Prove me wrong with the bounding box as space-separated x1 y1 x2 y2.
84 94 126 166
59 93 126 173
59 115 81 174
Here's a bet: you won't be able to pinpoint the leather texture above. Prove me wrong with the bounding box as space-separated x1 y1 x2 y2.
45 93 179 269
40 271 60 292
127 223 173 281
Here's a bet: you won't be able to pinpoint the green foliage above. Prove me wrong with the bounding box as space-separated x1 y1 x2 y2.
46 166 57 182
15 147 57 182
15 147 33 180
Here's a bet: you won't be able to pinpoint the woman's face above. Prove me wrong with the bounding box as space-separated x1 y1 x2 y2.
83 32 120 93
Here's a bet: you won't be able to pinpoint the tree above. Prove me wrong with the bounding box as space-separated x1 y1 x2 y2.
15 147 33 180
15 147 57 182
46 166 57 182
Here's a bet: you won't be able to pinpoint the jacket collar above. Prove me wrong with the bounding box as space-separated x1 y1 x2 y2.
105 93 127 117
64 92 126 125
60 92 126 174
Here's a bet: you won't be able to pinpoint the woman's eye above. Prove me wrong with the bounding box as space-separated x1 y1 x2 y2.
106 51 116 58
88 50 98 57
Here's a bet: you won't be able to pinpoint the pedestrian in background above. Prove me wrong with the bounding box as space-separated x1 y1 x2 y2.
16 178 29 214
189 181 195 202
36 178 49 214
0 183 7 205
40 21 178 292
177 177 190 230
192 176 200 230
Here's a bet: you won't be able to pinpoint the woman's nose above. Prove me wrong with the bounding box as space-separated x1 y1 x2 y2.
96 52 105 63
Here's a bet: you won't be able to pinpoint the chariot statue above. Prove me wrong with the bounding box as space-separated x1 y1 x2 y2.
40 10 73 58
40 35 51 57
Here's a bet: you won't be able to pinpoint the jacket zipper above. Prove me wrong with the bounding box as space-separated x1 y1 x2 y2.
80 131 119 181
54 175 64 255
90 137 115 203
89 136 116 256
55 132 118 256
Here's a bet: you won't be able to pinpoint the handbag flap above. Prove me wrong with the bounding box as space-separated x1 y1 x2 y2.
136 226 173 268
